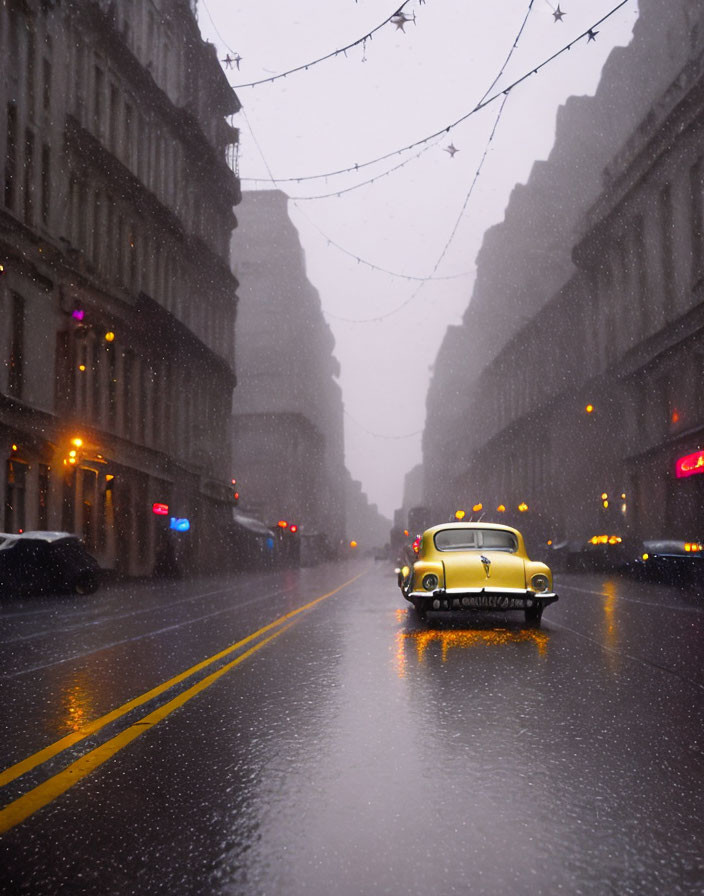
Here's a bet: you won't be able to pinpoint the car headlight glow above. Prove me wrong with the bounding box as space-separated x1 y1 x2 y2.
531 573 549 593
422 573 439 591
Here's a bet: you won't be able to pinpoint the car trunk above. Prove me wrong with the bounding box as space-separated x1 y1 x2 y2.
443 551 526 590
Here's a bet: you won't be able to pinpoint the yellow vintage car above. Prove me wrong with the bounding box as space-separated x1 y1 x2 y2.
397 522 558 624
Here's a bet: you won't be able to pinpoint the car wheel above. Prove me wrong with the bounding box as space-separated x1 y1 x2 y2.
74 572 99 596
525 604 542 626
411 599 427 621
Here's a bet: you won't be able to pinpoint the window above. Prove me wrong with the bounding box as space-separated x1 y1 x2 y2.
92 190 102 266
8 293 25 398
106 341 117 430
4 102 17 209
41 143 50 225
123 102 133 168
93 63 104 137
26 26 36 121
42 57 51 115
109 84 119 152
23 129 35 226
434 528 518 553
123 350 133 439
659 183 675 314
690 158 704 280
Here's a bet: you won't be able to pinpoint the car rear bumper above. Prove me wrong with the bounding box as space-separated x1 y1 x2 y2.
405 588 558 612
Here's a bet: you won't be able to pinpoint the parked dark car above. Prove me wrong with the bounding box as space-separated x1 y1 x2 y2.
0 531 101 596
627 539 704 588
552 534 636 572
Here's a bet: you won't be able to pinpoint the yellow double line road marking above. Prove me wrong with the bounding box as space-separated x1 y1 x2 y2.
0 571 365 835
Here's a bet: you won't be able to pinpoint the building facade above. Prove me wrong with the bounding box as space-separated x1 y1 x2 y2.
230 190 347 556
0 0 241 574
423 0 704 548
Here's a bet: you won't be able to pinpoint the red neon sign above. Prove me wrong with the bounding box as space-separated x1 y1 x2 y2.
675 450 704 479
152 503 169 515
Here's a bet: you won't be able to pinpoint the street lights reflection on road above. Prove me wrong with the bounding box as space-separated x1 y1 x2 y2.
393 614 549 678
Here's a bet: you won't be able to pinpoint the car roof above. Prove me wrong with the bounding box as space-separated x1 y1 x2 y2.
0 531 79 546
423 522 521 537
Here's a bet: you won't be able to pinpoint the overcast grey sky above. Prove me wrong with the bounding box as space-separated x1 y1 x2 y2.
197 0 638 519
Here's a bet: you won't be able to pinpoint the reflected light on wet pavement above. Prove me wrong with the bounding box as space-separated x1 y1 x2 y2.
394 608 550 677
52 673 96 735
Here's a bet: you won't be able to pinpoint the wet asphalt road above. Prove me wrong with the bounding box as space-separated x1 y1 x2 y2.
1 561 703 895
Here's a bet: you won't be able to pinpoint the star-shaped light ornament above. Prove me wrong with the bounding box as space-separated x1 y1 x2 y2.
552 5 565 22
391 11 415 31
587 28 598 42
444 143 459 158
222 53 243 70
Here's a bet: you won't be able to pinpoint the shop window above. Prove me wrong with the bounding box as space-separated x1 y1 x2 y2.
4 459 27 533
61 467 75 533
38 463 50 530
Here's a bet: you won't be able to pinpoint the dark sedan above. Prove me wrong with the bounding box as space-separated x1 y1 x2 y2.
0 531 101 596
628 539 704 588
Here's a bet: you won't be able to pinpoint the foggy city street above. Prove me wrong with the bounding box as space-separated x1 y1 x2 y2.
2 0 704 894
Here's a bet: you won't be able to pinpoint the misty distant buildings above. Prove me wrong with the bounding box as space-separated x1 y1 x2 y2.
345 471 392 552
0 0 241 574
423 0 704 544
230 190 347 554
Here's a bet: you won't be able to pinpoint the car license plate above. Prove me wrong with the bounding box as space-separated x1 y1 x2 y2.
464 594 528 610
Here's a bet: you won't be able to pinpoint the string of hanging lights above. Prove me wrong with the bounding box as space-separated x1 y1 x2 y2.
237 0 632 185
201 0 425 88
323 91 511 324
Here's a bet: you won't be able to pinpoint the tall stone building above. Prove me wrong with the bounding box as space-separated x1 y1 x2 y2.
423 0 704 546
230 190 347 556
0 0 241 574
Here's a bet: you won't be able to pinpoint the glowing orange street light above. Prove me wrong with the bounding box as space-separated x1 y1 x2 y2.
455 510 465 520
349 540 358 549
585 404 594 414
518 502 528 512
277 520 288 529
472 503 483 513
496 504 506 513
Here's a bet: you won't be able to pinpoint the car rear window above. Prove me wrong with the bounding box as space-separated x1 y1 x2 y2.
434 529 518 552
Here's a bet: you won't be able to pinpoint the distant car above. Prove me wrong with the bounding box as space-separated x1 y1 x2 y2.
627 539 704 588
397 522 558 624
0 531 101 596
566 534 633 571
